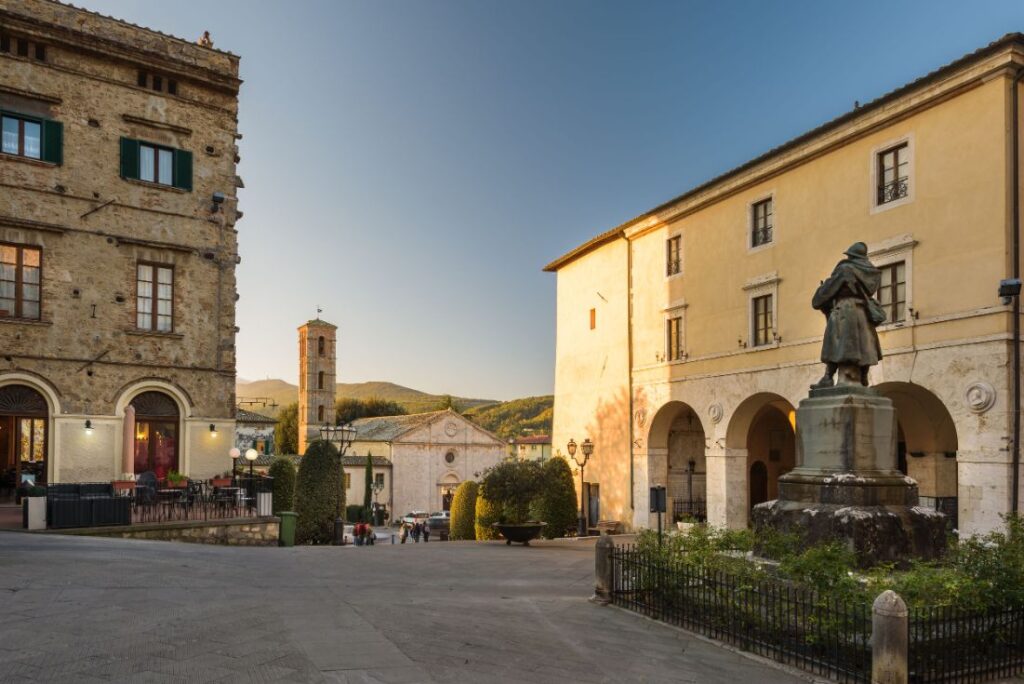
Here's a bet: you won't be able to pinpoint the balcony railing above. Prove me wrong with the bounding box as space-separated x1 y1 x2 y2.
877 177 909 204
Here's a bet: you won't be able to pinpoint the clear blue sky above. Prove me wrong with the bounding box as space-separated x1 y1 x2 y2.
81 0 1024 400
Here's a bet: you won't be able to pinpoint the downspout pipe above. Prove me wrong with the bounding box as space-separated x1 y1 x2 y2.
1012 68 1023 515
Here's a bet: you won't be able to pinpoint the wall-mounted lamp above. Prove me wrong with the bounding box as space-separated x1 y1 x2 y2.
209 423 218 437
84 419 94 435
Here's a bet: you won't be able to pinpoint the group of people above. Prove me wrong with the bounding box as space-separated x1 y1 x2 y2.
399 520 430 543
352 521 375 546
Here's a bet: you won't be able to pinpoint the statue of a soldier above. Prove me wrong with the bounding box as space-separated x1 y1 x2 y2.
810 242 886 389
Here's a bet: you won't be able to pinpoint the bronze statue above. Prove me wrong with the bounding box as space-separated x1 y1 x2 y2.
810 242 885 389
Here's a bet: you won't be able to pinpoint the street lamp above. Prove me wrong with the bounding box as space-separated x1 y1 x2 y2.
229 447 241 486
244 448 258 512
568 438 594 537
320 422 356 545
371 478 384 523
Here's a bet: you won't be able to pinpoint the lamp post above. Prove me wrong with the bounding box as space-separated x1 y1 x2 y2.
568 438 594 537
244 448 258 512
371 478 384 524
320 422 355 545
229 447 241 486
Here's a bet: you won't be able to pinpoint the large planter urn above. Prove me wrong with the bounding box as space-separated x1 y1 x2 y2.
492 522 547 546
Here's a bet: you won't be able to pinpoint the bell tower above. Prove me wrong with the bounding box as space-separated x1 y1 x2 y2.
297 318 337 455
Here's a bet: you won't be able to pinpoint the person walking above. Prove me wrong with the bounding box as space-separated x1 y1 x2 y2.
399 522 408 544
412 521 421 543
366 524 375 545
423 521 430 543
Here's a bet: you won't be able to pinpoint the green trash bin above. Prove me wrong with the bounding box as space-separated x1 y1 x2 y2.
278 511 297 547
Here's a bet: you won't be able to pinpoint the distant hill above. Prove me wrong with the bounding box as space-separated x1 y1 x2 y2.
463 395 553 440
235 379 495 417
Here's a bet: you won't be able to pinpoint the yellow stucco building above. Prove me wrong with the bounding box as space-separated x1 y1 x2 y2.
546 34 1024 537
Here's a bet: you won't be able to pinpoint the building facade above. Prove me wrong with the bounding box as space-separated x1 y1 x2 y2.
234 409 277 456
547 34 1024 538
350 410 506 516
297 319 336 455
0 0 242 494
513 434 552 460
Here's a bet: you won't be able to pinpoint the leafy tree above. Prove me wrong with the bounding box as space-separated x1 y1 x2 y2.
474 490 502 540
335 397 406 424
531 457 578 539
439 394 461 412
363 453 373 517
274 402 299 455
295 439 342 544
449 481 478 540
268 456 296 514
462 396 553 440
480 459 544 525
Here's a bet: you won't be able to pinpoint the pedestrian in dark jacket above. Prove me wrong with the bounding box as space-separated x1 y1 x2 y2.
412 522 421 543
423 522 431 543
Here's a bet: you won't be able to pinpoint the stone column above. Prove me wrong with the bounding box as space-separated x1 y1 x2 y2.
871 590 908 684
591 534 614 605
706 444 747 529
957 451 1012 536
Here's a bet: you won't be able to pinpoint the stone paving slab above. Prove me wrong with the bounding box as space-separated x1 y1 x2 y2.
0 533 809 683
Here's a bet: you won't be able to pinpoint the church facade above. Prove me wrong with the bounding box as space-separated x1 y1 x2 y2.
547 34 1024 537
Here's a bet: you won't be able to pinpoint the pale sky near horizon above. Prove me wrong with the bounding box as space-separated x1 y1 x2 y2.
78 0 1024 400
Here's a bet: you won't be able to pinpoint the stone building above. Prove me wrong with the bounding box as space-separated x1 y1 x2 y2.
350 410 506 516
547 34 1024 537
513 434 552 461
0 0 241 493
297 318 336 455
234 409 277 456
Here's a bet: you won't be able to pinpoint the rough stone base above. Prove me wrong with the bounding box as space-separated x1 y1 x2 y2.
751 499 947 568
48 517 280 546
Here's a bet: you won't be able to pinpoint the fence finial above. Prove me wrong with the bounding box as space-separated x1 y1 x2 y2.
872 590 908 684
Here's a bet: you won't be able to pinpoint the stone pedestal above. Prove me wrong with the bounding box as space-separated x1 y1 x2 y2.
752 385 947 567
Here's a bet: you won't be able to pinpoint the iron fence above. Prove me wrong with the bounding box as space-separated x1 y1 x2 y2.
610 544 871 683
909 605 1024 684
672 498 707 523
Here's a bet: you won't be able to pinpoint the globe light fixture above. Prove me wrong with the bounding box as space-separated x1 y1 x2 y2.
567 438 592 537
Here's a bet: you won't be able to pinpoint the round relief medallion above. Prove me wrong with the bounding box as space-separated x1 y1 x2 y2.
444 421 458 437
964 382 996 414
708 403 724 424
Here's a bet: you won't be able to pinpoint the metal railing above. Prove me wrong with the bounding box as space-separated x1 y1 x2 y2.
909 605 1024 683
918 496 958 530
610 544 871 683
672 498 707 523
878 177 909 204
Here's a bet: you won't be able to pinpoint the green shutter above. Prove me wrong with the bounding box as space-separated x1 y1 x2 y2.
120 137 139 179
173 148 192 191
41 120 62 165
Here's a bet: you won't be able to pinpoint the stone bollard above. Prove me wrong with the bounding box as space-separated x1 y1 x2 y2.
591 533 614 605
871 590 908 684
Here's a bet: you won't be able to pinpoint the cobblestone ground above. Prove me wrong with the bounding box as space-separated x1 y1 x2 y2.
0 532 807 683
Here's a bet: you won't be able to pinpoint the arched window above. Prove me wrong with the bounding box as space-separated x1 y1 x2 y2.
0 384 49 493
317 336 325 356
317 405 324 422
317 371 324 390
130 390 180 480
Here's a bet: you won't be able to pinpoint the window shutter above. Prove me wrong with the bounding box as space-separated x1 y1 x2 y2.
173 148 192 191
120 137 140 179
41 119 62 165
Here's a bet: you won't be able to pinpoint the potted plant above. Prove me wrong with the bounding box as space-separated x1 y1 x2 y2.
675 513 700 535
210 471 232 488
22 484 47 530
166 470 188 488
112 473 136 495
480 459 547 545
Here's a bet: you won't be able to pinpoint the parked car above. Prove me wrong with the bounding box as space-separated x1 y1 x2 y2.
429 510 450 519
401 511 430 525
427 514 450 540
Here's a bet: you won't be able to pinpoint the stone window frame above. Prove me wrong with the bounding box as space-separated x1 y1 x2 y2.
869 133 914 215
868 234 917 330
743 272 781 349
135 260 174 333
747 190 776 253
661 299 687 364
665 231 683 279
0 241 43 321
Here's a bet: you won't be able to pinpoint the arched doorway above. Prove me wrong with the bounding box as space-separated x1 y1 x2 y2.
647 402 707 523
131 391 180 480
726 393 796 522
0 384 48 502
875 382 958 527
438 472 459 512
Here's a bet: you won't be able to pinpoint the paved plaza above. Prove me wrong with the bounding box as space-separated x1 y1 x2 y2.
0 532 807 683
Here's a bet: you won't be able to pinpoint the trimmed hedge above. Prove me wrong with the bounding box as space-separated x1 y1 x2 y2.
532 456 578 539
346 504 368 523
474 489 502 541
268 457 296 515
295 440 342 544
449 481 478 540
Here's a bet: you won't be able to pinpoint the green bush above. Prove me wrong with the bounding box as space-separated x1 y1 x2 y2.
346 504 368 523
295 440 342 544
479 458 543 524
531 457 578 539
274 402 299 455
449 481 478 540
474 490 502 540
268 457 296 514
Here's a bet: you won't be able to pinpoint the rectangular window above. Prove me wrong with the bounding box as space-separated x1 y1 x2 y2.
152 75 163 91
139 143 174 185
344 473 352 489
877 143 909 205
589 308 596 330
375 473 384 486
137 70 148 87
167 80 178 96
751 198 773 247
0 244 41 320
876 261 906 323
752 294 773 347
16 38 27 57
666 316 683 361
34 43 45 61
666 235 681 276
136 262 173 332
2 114 41 159
0 35 9 53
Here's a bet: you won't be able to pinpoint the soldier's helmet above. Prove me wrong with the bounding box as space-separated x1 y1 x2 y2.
843 242 868 258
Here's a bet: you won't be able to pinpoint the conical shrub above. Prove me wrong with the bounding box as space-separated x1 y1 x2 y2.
295 440 342 544
268 456 296 514
532 456 578 539
474 488 502 541
449 481 478 540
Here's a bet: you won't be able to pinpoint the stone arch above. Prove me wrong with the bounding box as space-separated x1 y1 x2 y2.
438 471 460 511
0 373 62 492
114 378 191 418
725 392 796 524
0 371 61 415
646 401 707 523
875 382 959 525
